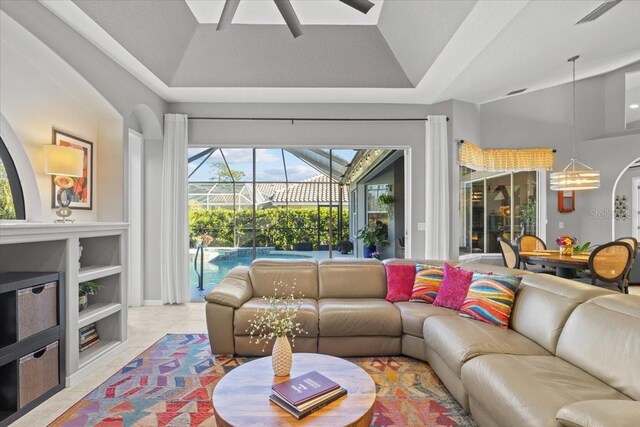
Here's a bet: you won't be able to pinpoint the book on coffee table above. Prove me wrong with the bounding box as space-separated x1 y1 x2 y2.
271 371 340 407
269 387 347 420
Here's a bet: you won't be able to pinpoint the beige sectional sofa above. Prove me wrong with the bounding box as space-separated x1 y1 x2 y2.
205 258 640 426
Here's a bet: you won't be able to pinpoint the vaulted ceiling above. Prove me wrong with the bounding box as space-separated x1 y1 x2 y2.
43 0 640 104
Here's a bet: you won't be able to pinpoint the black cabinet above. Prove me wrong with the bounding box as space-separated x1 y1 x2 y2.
0 272 65 427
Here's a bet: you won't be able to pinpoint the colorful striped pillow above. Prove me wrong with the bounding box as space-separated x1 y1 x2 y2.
409 264 444 304
459 273 522 329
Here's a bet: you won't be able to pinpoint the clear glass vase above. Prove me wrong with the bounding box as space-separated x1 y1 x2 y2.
559 246 574 256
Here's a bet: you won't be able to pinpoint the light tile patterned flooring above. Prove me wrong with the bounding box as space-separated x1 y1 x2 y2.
11 303 208 427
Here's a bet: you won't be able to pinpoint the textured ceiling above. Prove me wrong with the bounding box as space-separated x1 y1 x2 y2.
185 0 384 25
172 25 410 88
378 0 477 87
51 0 640 104
73 0 411 88
73 0 197 84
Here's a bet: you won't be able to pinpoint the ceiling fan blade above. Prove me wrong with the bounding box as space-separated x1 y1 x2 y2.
217 0 241 31
274 0 303 38
338 0 375 14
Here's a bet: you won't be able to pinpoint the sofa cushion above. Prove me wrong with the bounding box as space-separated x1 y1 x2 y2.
384 263 416 302
394 301 458 337
509 274 614 354
319 259 387 299
234 298 319 338
556 294 640 401
556 400 640 427
462 355 631 427
319 298 401 337
433 263 473 310
205 266 252 308
459 273 522 329
423 315 550 377
249 259 319 299
409 264 444 303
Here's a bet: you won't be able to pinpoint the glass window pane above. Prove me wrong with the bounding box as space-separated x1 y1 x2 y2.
0 139 24 220
486 174 511 253
282 151 320 182
514 171 537 237
0 156 17 220
471 181 485 253
219 149 253 182
256 149 285 182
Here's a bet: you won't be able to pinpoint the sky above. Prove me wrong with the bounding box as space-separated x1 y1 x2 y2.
188 148 357 182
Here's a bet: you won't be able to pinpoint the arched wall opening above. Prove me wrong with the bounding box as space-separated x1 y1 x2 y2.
129 104 164 305
612 155 640 240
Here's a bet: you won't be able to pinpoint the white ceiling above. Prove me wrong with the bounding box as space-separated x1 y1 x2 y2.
185 0 384 25
41 0 640 105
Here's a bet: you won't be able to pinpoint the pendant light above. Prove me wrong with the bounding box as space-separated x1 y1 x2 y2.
550 55 600 191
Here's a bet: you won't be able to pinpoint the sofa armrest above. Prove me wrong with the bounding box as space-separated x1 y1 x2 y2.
556 400 640 427
205 266 252 308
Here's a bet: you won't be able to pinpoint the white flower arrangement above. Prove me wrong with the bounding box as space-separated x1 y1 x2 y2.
246 280 308 351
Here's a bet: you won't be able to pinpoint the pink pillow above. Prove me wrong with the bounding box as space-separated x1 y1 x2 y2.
433 263 474 310
385 264 417 302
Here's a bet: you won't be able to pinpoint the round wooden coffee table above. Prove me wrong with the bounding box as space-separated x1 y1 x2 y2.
213 353 376 426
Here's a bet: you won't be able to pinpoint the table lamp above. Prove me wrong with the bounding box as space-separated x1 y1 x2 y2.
43 144 84 223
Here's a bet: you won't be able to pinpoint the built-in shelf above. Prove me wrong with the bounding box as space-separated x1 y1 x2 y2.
78 340 120 369
0 223 128 393
78 303 122 329
78 265 122 282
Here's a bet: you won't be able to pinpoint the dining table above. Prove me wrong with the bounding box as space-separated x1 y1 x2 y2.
519 250 591 279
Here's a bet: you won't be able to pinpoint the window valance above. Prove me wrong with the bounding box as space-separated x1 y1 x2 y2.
459 141 554 172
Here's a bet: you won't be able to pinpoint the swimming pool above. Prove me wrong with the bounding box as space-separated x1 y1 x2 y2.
189 252 312 301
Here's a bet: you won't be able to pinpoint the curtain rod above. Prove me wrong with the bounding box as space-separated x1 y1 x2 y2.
459 139 557 153
188 117 449 122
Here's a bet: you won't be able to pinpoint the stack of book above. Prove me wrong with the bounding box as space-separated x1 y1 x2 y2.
79 323 100 352
269 371 347 419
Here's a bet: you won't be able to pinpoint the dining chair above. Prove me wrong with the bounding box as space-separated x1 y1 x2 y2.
615 237 638 286
498 237 520 270
615 237 638 259
587 241 634 294
517 234 554 273
518 234 547 252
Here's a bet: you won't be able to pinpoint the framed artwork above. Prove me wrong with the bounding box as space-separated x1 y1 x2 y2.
51 129 93 210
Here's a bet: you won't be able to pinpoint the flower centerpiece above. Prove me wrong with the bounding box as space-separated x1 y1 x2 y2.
247 280 307 376
556 235 577 256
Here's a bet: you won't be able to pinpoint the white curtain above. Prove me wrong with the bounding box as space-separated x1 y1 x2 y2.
424 115 450 259
160 114 190 304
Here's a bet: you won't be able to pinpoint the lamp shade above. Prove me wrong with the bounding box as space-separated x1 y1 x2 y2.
549 158 600 191
43 145 83 177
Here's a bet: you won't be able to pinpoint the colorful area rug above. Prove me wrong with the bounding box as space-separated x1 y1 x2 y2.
52 334 475 426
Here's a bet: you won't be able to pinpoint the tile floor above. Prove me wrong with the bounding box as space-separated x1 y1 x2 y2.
11 302 208 427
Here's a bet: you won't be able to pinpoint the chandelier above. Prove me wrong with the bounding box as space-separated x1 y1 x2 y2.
550 55 600 191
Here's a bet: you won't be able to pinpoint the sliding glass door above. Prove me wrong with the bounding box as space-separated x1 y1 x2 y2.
459 167 538 255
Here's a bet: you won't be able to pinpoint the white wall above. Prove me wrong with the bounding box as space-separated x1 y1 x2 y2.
479 61 640 248
613 165 640 239
1 1 168 303
0 11 122 222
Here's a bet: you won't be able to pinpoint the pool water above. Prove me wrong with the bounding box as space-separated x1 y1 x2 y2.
190 253 312 301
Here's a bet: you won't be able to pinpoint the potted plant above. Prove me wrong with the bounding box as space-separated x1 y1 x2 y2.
520 201 536 233
336 239 354 255
247 280 308 376
378 193 395 218
357 221 389 259
79 281 101 312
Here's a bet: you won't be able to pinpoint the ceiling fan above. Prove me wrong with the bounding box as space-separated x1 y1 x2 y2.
216 0 376 38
